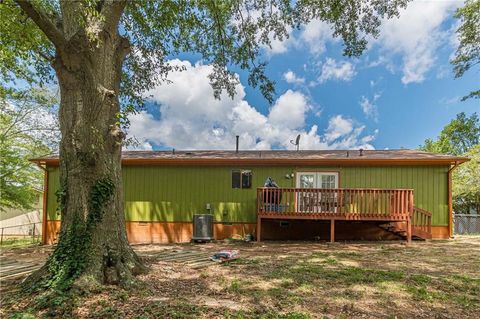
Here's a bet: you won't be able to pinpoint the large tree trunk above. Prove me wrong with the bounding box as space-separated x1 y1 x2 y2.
26 23 143 289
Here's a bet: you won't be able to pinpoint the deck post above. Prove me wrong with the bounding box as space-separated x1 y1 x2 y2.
406 217 412 244
256 216 261 242
330 219 335 243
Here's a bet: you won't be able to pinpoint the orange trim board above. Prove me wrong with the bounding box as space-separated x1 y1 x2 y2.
44 221 449 244
447 162 461 238
45 220 61 245
44 221 256 244
127 222 256 244
431 226 450 239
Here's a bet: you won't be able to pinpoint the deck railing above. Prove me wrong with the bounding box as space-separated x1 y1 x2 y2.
412 207 432 237
257 187 414 219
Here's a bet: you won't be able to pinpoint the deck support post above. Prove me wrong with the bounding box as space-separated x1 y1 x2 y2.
256 216 261 242
330 219 335 243
406 217 412 244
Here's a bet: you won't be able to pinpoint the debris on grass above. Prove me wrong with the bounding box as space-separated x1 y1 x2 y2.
1 236 479 318
210 250 239 263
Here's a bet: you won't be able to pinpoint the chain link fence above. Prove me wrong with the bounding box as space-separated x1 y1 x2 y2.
454 214 480 235
0 222 42 246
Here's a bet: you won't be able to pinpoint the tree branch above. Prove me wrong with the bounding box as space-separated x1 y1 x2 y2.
36 50 54 62
100 0 128 32
15 0 64 48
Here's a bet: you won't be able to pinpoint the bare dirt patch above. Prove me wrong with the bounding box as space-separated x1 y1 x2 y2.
1 236 479 318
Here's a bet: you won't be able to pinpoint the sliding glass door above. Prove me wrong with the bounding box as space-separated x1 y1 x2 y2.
296 172 339 212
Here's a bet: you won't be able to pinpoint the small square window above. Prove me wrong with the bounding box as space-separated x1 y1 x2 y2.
241 170 252 188
232 170 241 188
232 170 252 189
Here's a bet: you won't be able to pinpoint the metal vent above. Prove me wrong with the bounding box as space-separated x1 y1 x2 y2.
192 214 214 241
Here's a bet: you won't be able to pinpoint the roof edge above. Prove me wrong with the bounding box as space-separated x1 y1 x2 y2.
30 157 470 166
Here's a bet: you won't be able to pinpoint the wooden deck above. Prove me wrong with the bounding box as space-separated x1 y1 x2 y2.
256 187 432 242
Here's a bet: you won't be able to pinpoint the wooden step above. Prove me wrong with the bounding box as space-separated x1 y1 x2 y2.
379 222 432 240
412 228 432 240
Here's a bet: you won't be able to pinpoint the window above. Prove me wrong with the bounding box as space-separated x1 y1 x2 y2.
296 172 339 189
232 170 252 189
321 174 336 189
296 172 339 212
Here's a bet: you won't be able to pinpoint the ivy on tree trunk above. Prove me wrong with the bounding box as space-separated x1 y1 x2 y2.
16 0 143 289
4 0 412 291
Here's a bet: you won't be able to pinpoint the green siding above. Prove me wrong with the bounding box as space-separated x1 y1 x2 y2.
46 164 449 226
123 165 294 223
46 167 60 221
339 166 449 225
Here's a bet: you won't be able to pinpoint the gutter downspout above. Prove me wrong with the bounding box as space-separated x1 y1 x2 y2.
448 161 460 238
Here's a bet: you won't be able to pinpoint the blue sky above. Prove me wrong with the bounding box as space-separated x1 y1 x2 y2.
127 1 479 151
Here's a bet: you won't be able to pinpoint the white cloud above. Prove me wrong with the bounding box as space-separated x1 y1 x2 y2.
376 0 461 84
439 96 460 105
125 139 154 151
369 77 382 88
265 27 294 55
318 58 356 83
299 20 335 55
268 90 310 130
359 93 381 121
324 115 354 142
247 6 294 56
448 19 462 61
127 59 375 151
283 70 305 85
324 115 377 150
264 19 336 56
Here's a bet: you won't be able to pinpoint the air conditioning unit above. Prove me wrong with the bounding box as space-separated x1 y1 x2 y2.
192 214 214 241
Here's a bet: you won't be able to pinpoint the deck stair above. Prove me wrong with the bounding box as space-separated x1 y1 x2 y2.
379 206 433 240
379 222 408 238
256 187 432 242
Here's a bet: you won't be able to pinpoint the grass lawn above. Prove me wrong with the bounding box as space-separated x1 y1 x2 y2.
1 236 479 318
0 237 41 248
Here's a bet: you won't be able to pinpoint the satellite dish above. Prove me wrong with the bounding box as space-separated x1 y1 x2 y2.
290 134 301 151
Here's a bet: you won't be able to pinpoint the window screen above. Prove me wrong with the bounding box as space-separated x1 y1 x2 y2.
232 170 241 188
232 170 252 189
241 170 252 188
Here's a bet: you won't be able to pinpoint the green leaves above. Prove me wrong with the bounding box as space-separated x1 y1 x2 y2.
0 86 59 210
419 112 480 214
0 0 54 88
451 0 480 101
87 177 115 226
453 144 480 214
3 0 413 125
43 177 116 291
419 112 480 156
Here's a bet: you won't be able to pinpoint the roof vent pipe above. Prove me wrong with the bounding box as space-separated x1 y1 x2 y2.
359 148 364 156
235 135 239 153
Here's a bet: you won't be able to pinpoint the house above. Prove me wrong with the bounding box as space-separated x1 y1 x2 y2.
31 149 469 244
0 191 42 238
